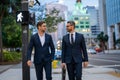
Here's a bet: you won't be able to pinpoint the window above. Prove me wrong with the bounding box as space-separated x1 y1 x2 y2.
80 21 84 24
80 26 84 28
86 22 89 24
75 26 79 28
74 17 79 20
86 25 89 28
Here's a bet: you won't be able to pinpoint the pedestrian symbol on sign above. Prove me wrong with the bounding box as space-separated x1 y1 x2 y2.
16 11 29 24
17 12 23 22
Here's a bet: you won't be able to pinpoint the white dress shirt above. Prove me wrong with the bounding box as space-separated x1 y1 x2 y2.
38 33 45 46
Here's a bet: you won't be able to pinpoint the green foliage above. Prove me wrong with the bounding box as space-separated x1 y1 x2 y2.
3 51 21 62
38 8 65 33
97 32 109 50
97 32 109 42
0 0 21 61
2 15 22 48
0 0 21 17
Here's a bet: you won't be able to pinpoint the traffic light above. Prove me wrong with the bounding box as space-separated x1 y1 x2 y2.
16 11 35 25
16 11 29 24
29 12 35 25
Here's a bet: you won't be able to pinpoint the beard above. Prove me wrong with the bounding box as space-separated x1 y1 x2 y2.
42 30 45 33
67 29 72 32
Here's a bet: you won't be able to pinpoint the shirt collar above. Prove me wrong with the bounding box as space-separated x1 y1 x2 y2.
38 33 45 37
69 32 76 35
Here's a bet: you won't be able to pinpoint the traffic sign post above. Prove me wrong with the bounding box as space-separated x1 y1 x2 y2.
21 0 30 80
16 1 35 79
16 11 29 24
16 11 35 25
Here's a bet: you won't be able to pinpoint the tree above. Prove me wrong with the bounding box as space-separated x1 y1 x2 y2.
44 8 64 33
0 0 10 61
2 15 22 48
0 0 21 61
97 32 109 53
37 8 64 33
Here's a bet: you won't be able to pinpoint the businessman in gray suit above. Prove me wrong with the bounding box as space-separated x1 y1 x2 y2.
27 21 55 80
61 21 88 80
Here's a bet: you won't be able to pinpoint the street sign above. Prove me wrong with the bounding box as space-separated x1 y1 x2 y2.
16 11 29 24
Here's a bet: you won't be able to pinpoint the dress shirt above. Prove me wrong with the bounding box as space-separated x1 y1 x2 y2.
38 33 45 46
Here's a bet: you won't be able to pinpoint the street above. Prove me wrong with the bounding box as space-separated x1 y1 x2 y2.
88 52 120 71
11 52 120 71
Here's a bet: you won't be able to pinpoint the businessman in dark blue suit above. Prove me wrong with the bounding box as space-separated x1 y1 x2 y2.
27 21 55 80
62 21 88 80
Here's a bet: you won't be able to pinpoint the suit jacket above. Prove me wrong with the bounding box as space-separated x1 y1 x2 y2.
27 33 55 64
62 32 88 63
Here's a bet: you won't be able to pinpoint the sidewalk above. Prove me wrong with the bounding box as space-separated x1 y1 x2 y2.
0 64 120 80
0 49 120 80
105 49 120 54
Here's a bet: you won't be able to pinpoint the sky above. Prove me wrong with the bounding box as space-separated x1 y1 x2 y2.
59 0 99 10
39 0 99 9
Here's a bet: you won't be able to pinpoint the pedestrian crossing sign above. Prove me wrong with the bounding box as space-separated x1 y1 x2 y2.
16 11 29 24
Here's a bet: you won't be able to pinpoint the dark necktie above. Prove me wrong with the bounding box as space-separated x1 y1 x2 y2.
71 34 74 44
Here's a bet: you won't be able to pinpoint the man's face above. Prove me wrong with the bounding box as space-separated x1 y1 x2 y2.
38 23 47 32
66 23 73 32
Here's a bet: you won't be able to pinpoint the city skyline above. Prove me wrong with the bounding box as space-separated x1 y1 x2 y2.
38 0 99 10
59 0 99 10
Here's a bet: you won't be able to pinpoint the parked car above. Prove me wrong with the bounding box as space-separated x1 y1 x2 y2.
95 47 102 52
87 49 96 54
54 50 61 60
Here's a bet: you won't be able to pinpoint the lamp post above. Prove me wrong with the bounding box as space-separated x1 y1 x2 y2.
21 0 30 80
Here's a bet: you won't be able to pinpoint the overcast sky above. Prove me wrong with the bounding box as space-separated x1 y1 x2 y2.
59 0 99 10
38 0 98 11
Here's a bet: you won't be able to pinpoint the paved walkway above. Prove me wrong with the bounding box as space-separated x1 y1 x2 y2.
0 64 120 80
0 50 120 80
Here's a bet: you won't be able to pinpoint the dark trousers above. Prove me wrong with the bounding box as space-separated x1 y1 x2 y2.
34 60 52 80
66 58 82 80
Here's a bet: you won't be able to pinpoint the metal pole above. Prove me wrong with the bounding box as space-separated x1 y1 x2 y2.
21 0 30 80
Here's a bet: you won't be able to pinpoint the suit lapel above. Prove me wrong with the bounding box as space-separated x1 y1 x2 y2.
36 33 42 47
67 34 71 45
74 32 77 44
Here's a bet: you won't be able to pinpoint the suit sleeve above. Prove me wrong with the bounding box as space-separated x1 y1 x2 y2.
27 35 34 61
81 34 88 62
49 35 55 60
62 36 66 63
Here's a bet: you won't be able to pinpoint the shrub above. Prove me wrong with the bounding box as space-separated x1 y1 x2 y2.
3 51 22 62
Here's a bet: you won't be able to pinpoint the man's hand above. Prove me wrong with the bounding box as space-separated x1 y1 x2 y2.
83 61 88 68
61 63 66 69
27 60 32 67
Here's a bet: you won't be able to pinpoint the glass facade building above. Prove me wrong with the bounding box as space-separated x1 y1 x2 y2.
69 1 91 38
105 0 120 49
73 15 91 37
106 0 120 26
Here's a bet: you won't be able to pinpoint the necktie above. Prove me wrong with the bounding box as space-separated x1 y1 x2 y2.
71 34 74 44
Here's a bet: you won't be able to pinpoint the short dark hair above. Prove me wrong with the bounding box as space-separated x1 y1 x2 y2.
37 21 46 29
67 21 75 27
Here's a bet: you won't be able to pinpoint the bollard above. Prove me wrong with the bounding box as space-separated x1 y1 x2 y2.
52 60 58 69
